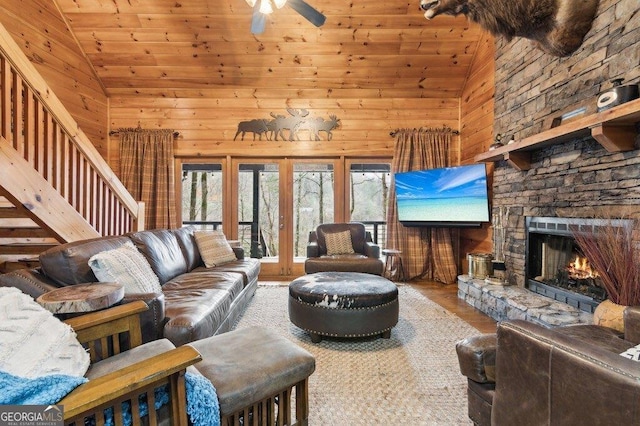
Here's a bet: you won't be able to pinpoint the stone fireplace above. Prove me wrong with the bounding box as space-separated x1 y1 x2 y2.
457 0 639 326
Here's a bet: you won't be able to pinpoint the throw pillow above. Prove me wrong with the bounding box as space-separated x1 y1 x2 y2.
620 343 640 361
88 241 162 294
0 287 90 379
324 230 355 255
193 230 237 268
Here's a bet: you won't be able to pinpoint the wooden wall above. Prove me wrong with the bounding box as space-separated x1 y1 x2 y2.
109 92 460 166
458 32 495 273
0 1 108 157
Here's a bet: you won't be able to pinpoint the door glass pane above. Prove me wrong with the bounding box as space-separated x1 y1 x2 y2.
181 163 223 230
238 163 279 260
349 163 391 247
293 163 334 258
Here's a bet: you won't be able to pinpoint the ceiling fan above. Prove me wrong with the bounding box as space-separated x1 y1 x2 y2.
245 0 326 34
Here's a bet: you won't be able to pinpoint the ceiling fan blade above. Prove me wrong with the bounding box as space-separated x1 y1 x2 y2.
288 0 326 27
251 4 266 34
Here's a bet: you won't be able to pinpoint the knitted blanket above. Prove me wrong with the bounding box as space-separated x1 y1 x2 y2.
0 370 220 426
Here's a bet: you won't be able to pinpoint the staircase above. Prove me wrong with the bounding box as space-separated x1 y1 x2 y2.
0 24 143 272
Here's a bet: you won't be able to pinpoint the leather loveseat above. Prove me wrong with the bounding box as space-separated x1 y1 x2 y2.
456 307 640 425
305 222 384 275
0 226 260 346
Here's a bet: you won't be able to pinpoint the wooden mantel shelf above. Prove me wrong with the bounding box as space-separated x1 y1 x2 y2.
475 98 640 170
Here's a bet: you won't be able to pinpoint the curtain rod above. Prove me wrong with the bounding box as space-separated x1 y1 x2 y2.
109 129 180 137
389 128 459 137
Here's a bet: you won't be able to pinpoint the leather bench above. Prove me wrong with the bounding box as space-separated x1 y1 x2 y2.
189 326 316 425
288 271 399 343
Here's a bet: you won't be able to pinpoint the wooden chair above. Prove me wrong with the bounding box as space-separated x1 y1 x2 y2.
59 301 201 425
57 301 315 426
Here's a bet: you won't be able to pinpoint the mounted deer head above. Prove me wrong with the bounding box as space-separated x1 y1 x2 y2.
420 0 599 57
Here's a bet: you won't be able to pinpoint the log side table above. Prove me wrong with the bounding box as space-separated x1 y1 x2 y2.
37 283 124 315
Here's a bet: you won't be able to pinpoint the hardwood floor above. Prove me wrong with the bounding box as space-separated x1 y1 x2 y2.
260 278 497 334
408 279 497 333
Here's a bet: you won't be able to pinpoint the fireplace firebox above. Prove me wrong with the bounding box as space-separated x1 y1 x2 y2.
525 217 626 313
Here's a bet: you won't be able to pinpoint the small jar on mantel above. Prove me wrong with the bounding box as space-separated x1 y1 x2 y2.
592 299 627 333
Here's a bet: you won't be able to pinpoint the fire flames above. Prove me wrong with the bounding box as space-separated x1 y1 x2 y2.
566 255 599 280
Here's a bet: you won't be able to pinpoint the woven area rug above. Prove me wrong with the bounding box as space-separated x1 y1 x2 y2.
232 284 482 425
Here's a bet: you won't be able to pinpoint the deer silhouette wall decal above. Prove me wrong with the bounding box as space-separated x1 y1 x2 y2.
420 0 599 57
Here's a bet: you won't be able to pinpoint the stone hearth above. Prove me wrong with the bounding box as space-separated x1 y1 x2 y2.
458 275 593 328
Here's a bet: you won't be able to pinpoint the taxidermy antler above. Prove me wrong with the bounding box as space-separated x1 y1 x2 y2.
420 0 599 57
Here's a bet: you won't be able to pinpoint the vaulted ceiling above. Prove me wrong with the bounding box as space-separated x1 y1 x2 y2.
55 0 485 98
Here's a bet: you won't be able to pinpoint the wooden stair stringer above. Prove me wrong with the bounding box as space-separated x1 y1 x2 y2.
0 136 100 245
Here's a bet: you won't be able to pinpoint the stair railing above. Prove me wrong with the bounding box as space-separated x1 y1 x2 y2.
0 23 143 239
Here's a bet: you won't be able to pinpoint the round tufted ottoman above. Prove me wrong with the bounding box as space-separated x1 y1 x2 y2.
288 271 399 343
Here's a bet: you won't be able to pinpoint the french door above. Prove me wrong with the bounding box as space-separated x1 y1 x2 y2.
178 157 390 278
231 158 340 277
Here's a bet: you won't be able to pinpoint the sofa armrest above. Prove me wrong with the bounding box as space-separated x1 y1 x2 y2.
363 241 380 259
0 268 59 299
122 292 166 342
60 345 201 423
456 334 497 383
624 306 640 344
492 320 640 425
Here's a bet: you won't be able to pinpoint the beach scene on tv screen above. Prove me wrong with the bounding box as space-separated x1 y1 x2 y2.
395 165 489 223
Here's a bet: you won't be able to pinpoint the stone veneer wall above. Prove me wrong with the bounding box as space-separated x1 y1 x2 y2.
489 0 640 287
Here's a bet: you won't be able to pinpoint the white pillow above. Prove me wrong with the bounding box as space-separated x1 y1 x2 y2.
88 241 162 294
620 344 640 361
0 287 90 378
325 230 355 255
193 230 237 267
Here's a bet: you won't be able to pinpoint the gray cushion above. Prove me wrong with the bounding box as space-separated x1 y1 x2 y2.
86 338 176 380
189 326 315 416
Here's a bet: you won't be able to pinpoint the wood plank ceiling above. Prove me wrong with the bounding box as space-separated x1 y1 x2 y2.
54 0 485 98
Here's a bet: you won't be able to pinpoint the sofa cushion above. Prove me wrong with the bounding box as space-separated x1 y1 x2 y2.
172 226 203 271
0 287 90 379
130 229 189 285
39 235 131 285
324 230 355 255
88 241 162 294
193 230 237 267
162 271 245 346
191 258 261 287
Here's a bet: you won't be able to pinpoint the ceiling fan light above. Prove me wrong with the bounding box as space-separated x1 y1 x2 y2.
273 0 287 9
245 0 257 7
259 0 274 14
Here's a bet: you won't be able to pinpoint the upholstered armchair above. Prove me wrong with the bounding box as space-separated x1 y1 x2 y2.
304 222 384 276
456 307 640 425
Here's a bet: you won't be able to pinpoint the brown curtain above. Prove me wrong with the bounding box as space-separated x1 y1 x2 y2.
119 128 177 230
386 127 458 283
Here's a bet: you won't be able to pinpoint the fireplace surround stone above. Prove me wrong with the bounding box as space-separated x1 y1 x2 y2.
458 275 592 327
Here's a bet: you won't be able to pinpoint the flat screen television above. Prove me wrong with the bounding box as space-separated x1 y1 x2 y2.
394 164 490 227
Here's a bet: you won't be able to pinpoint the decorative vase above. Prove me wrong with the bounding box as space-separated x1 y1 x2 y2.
593 299 627 333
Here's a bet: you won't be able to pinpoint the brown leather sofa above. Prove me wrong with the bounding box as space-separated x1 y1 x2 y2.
0 226 260 346
304 222 384 275
456 307 640 425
